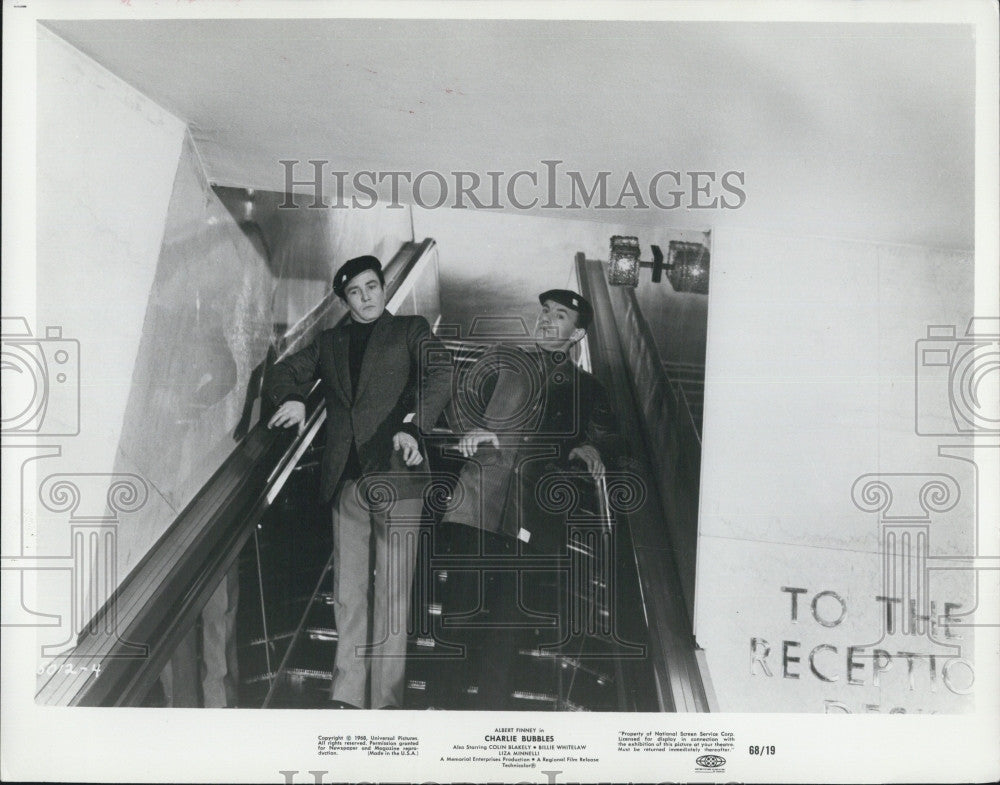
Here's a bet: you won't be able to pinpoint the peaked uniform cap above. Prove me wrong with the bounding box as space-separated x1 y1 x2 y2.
538 288 593 329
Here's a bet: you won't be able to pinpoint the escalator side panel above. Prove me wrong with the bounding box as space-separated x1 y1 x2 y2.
576 254 712 712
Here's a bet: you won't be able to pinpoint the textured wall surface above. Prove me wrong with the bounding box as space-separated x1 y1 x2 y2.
32 31 415 600
112 172 414 581
111 134 276 573
29 29 187 652
696 227 976 712
35 27 186 480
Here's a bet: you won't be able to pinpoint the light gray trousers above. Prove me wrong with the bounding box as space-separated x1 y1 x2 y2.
330 479 423 709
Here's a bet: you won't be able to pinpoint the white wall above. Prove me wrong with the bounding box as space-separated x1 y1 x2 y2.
109 134 277 574
25 29 187 654
27 31 416 657
696 227 978 713
413 206 707 337
34 27 186 466
110 147 415 577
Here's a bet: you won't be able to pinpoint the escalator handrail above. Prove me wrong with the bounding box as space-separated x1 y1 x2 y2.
622 286 703 447
34 239 436 706
576 252 715 712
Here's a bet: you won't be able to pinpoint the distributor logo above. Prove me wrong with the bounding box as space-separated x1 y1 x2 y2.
696 754 726 769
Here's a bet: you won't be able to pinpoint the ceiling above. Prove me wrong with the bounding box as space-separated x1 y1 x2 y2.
43 19 975 249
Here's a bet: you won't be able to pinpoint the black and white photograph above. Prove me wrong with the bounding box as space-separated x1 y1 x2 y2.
2 1 998 783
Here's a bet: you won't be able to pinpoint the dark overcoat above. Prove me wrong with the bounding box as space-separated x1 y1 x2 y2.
443 345 620 551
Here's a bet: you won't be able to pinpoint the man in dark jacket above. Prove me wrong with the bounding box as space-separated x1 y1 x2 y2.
266 255 451 709
447 289 618 543
443 289 620 707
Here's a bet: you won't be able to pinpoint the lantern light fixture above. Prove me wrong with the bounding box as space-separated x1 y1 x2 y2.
605 236 710 294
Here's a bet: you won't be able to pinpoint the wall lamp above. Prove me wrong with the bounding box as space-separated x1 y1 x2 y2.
606 235 710 294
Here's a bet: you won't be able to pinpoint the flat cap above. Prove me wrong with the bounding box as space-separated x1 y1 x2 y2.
333 255 383 297
538 289 593 329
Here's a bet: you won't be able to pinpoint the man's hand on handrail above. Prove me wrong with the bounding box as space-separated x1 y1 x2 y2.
457 429 499 458
393 431 424 466
452 431 605 482
268 400 306 435
569 445 605 482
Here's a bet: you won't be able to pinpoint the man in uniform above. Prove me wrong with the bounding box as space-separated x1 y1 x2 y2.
266 255 451 709
443 289 621 708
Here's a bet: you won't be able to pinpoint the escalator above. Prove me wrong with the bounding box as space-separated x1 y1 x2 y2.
36 241 712 712
249 426 658 711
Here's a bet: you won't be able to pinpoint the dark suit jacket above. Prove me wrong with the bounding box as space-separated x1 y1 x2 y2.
264 312 452 502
